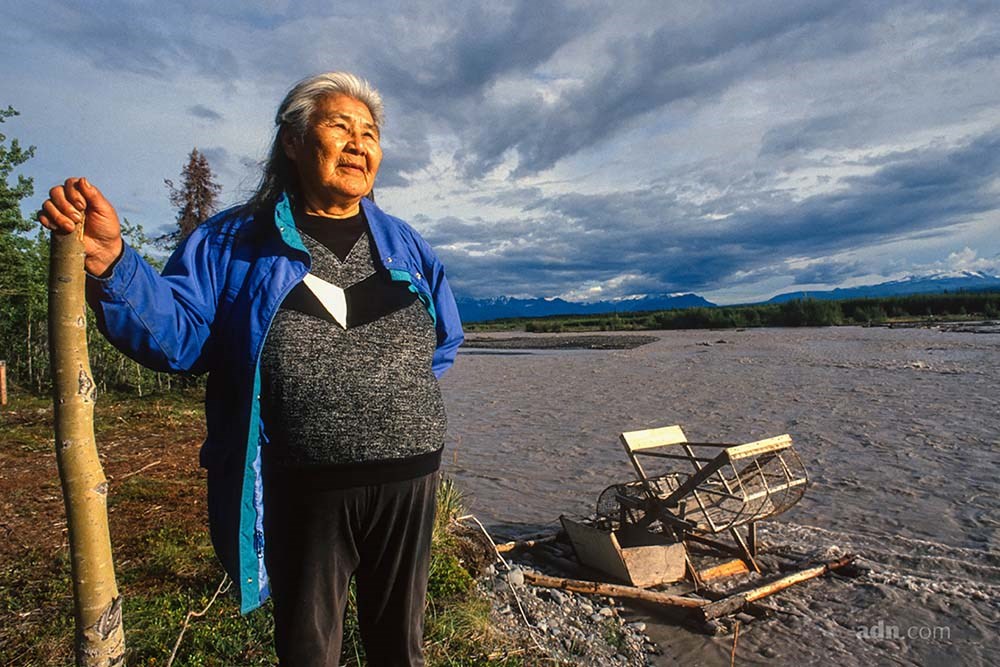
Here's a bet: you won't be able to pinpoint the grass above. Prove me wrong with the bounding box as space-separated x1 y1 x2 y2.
600 618 627 652
0 387 528 666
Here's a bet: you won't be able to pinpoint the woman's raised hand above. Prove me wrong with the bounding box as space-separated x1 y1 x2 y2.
38 178 124 276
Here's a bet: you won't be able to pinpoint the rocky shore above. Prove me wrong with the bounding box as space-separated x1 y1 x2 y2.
447 520 659 665
478 562 659 666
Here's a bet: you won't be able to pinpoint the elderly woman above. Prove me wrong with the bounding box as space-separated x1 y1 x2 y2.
39 72 463 666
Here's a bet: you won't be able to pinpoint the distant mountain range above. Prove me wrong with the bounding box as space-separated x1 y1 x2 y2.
765 271 1000 303
457 271 1000 322
456 293 715 322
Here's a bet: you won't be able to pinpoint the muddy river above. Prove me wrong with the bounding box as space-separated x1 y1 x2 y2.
439 326 999 666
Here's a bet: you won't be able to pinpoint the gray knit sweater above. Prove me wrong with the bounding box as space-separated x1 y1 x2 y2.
260 221 447 481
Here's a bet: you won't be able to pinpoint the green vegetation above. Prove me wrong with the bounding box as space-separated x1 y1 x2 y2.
0 107 204 397
0 390 528 666
600 617 626 652
464 291 1000 333
0 106 48 394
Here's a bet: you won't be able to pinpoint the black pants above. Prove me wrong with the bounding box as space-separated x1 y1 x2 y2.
263 469 439 667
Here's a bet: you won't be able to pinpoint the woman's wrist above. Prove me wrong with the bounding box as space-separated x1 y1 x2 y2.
85 238 125 278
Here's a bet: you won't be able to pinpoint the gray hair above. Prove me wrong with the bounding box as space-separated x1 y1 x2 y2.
245 71 384 213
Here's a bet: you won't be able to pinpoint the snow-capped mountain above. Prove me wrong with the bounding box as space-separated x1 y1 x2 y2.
456 293 715 322
766 271 1000 303
456 272 1000 323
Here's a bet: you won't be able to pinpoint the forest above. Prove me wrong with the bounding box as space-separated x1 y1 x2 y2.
0 106 218 399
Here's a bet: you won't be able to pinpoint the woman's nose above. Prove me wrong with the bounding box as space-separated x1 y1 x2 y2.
344 132 364 154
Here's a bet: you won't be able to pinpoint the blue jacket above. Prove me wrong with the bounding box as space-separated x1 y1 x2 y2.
87 193 464 612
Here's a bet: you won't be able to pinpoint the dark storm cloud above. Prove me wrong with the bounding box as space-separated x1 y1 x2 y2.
470 186 545 208
790 260 865 285
372 0 588 107
4 2 240 81
7 1 998 302
188 105 224 121
348 0 589 181
454 1 882 177
375 114 433 188
759 114 860 157
436 128 1000 298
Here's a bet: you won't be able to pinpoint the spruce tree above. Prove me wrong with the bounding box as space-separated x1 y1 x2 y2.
0 106 48 391
0 105 37 295
163 147 221 246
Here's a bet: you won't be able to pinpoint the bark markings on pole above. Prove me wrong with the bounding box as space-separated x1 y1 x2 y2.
49 220 125 667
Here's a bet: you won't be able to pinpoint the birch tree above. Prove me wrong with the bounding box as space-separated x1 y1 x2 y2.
49 217 125 666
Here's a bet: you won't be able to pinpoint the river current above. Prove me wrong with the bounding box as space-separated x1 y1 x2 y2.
439 327 999 666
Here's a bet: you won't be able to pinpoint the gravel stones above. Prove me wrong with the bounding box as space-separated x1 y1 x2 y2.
481 565 656 666
505 566 525 587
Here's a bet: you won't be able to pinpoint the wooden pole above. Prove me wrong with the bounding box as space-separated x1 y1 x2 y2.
699 555 855 621
49 221 125 666
1 359 7 405
523 571 707 609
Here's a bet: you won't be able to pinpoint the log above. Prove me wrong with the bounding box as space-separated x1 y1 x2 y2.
523 571 707 609
495 534 559 553
698 558 750 582
49 220 125 666
699 555 855 621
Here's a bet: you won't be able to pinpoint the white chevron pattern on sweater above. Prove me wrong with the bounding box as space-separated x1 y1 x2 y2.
302 273 348 329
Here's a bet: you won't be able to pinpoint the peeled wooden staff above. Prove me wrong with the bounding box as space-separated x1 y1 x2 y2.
49 219 125 666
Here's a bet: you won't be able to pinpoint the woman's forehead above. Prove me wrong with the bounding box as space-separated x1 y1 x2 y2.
313 94 377 129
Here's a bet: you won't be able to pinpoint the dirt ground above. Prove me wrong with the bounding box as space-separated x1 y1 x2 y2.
0 389 208 566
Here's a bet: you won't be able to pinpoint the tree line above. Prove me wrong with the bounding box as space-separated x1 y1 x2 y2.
515 292 1000 333
1 106 221 398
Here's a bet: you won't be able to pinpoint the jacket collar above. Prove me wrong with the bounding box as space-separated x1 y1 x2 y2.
361 196 413 272
269 191 415 274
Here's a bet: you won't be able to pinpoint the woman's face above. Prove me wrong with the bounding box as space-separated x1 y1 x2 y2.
283 93 382 215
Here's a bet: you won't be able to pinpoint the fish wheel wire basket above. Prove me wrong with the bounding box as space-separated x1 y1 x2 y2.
688 444 810 532
595 447 808 534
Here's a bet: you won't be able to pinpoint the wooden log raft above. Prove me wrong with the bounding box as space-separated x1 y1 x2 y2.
524 554 855 621
699 555 855 621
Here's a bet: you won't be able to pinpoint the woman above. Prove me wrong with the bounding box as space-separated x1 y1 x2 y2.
39 71 463 666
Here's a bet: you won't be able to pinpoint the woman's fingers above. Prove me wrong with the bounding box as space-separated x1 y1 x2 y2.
40 198 79 233
48 183 83 217
63 177 88 210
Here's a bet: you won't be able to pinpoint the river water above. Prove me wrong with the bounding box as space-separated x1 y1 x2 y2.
438 327 999 666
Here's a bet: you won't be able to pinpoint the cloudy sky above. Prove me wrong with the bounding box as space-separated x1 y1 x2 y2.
2 0 998 304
